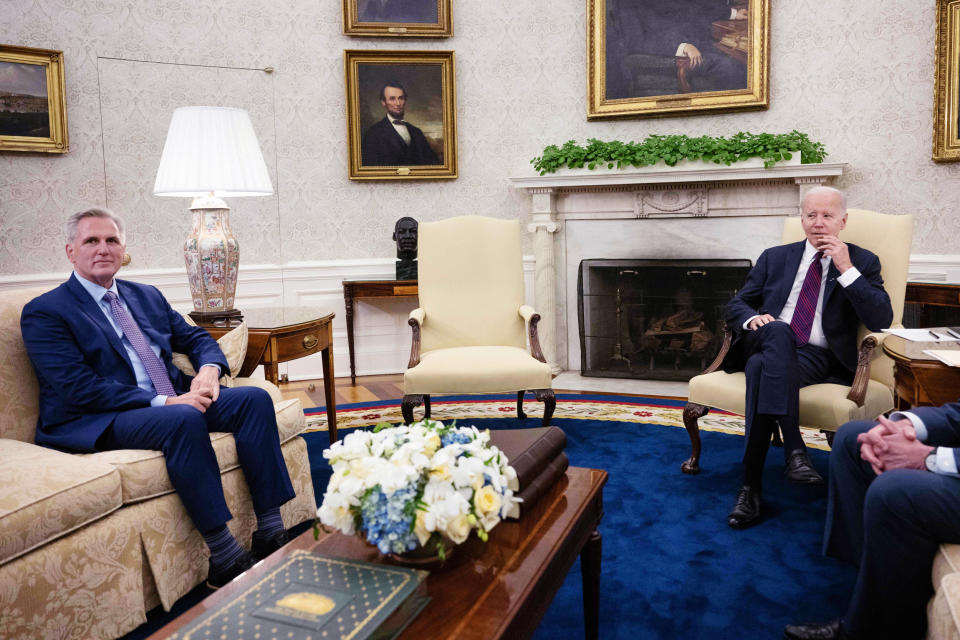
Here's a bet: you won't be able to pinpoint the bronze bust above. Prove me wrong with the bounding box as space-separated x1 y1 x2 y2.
393 217 418 280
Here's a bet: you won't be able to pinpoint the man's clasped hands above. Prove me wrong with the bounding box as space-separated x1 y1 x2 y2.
858 415 934 475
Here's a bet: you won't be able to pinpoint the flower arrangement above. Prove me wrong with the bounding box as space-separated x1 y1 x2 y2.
317 420 520 560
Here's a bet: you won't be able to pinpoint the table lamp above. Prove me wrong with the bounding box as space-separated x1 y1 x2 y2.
153 106 273 323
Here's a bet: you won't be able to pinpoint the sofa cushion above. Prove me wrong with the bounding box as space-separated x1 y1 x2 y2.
0 439 122 565
78 398 306 504
0 287 49 443
172 320 248 382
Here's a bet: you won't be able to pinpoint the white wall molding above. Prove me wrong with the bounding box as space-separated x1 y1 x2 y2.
4 257 536 384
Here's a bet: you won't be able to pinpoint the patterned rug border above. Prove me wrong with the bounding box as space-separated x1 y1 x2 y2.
303 393 830 451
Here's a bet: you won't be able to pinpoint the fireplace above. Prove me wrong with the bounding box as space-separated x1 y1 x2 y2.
578 259 751 380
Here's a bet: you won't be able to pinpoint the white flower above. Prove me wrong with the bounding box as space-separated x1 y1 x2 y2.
473 485 502 516
445 513 471 544
317 492 355 535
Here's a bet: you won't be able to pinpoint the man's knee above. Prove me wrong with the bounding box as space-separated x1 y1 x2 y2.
757 320 795 345
863 469 924 526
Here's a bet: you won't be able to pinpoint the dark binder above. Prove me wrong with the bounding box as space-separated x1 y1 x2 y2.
488 426 567 491
514 452 569 516
169 550 429 640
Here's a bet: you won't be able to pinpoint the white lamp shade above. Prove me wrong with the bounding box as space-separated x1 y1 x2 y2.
153 106 273 198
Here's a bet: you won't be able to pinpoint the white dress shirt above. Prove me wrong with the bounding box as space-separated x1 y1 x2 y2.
745 240 862 348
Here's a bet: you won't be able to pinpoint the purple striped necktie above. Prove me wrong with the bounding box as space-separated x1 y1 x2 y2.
790 251 824 345
102 291 177 397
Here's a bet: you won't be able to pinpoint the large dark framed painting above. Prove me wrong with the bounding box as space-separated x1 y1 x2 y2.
345 50 457 180
934 0 960 162
343 0 452 37
0 44 68 153
587 0 769 119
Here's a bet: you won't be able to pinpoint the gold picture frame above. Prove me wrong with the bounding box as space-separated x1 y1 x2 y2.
343 0 452 38
934 0 960 161
587 0 769 119
0 44 68 153
345 50 457 180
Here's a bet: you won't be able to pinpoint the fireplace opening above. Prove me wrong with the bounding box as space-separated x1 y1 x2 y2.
578 259 752 380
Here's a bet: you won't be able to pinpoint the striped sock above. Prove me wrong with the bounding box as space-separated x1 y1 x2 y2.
256 508 284 538
202 525 245 569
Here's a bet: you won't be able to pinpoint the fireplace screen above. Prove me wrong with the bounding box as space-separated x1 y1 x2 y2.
578 259 752 380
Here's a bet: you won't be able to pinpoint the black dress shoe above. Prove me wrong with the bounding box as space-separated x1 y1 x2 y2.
727 485 761 529
784 449 825 485
206 551 257 590
252 528 291 560
783 618 847 639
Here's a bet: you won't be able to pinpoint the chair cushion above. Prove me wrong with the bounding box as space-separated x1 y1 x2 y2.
0 439 122 565
688 371 894 431
404 346 552 394
77 398 306 504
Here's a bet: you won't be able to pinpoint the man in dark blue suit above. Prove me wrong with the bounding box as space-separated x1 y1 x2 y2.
785 405 960 640
722 186 893 528
20 207 297 589
361 82 441 166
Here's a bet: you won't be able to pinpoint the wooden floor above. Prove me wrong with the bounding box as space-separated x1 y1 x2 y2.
278 373 679 409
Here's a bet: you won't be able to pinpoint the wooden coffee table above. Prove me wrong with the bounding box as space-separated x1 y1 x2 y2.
149 466 607 640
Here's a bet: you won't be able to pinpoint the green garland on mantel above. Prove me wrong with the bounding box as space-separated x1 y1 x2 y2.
530 130 827 175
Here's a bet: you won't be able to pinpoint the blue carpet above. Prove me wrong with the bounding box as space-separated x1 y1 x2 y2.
305 400 856 640
124 396 856 639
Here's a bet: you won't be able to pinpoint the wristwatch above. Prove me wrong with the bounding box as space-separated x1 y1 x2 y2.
926 452 938 472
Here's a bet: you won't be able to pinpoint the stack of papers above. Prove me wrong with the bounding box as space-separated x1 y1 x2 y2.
882 328 960 342
922 350 960 367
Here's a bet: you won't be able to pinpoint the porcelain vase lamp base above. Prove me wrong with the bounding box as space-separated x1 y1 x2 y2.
184 196 243 324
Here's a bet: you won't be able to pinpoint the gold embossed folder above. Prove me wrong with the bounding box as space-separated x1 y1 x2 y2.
170 550 429 640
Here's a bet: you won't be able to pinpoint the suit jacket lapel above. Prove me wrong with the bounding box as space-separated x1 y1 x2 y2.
65 274 131 365
773 242 805 315
824 261 840 302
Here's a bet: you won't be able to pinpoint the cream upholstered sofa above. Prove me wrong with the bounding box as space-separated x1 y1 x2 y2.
0 287 316 640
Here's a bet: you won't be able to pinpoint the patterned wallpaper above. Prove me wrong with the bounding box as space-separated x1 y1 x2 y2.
1 0 958 276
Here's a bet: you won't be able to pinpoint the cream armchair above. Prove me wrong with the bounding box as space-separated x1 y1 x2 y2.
681 209 913 473
401 216 555 425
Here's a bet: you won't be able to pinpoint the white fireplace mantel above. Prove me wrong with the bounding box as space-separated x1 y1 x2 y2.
511 162 847 373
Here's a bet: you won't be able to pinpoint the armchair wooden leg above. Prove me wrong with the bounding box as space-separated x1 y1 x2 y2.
517 391 527 420
533 388 555 426
682 402 708 474
402 395 423 424
771 425 783 448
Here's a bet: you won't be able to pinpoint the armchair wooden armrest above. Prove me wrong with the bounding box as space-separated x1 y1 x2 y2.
519 305 547 363
407 308 425 368
698 327 733 375
846 333 882 407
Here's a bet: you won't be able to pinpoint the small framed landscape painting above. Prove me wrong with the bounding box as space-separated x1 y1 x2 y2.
0 44 68 153
344 50 457 180
343 0 453 38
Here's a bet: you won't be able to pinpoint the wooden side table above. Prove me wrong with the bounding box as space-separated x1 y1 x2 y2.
882 334 960 410
197 308 338 443
342 279 418 385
